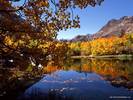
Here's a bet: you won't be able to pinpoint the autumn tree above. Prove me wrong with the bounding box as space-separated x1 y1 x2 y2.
69 33 133 56
80 42 91 56
0 0 104 68
69 42 81 56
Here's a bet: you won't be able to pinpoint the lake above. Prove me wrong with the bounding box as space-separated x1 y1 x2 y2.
17 58 133 100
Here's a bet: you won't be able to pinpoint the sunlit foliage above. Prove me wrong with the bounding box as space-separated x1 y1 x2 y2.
0 0 103 69
69 42 81 56
69 33 133 56
80 42 91 55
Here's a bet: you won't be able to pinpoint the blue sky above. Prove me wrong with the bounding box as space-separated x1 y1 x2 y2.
57 0 133 39
13 0 133 40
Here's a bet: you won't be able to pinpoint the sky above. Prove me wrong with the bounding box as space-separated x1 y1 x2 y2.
13 0 133 40
57 0 133 40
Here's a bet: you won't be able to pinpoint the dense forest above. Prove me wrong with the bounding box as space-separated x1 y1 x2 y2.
69 33 133 56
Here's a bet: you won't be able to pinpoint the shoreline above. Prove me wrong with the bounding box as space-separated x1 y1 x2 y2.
0 72 42 100
71 54 133 59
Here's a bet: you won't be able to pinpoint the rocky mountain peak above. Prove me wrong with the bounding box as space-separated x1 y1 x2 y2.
70 16 133 42
93 16 133 38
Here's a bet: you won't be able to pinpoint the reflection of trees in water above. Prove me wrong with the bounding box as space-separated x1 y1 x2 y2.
1 58 133 98
89 59 133 80
0 69 12 96
80 59 133 90
44 59 133 81
43 58 133 90
67 58 133 80
0 66 43 99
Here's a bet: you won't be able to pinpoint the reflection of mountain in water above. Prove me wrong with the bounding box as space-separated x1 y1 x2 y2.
18 59 133 100
43 58 133 90
1 58 133 100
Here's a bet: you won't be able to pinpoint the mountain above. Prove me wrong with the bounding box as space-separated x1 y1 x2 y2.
70 34 92 42
93 16 133 38
70 16 133 42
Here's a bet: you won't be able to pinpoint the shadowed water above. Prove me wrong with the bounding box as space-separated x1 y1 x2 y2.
18 58 133 100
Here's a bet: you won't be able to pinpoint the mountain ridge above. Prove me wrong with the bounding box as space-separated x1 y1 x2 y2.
70 16 133 42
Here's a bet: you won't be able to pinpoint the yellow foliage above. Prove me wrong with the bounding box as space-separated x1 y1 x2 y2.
4 36 14 46
69 33 133 56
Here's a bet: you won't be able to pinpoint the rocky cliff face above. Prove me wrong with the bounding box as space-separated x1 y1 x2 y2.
70 16 133 41
93 16 133 38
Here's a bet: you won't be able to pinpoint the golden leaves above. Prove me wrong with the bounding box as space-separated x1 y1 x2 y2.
69 33 133 56
4 36 13 46
37 0 49 7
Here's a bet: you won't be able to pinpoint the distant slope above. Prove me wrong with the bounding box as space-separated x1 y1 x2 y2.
93 16 133 38
70 16 133 42
70 34 92 42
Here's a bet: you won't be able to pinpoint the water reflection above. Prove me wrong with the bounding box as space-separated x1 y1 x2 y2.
44 59 133 84
18 58 133 100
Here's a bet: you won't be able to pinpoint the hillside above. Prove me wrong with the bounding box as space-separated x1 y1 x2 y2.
71 16 133 41
70 34 92 42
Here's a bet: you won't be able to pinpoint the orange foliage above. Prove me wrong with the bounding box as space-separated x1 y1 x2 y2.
69 34 133 56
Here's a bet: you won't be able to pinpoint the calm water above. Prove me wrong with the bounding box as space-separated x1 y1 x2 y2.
18 58 133 100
